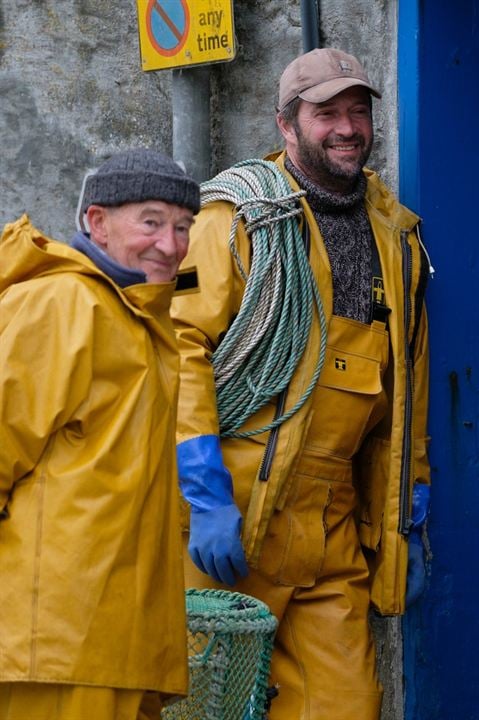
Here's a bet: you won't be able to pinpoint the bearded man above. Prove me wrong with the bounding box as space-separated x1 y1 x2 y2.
171 49 431 720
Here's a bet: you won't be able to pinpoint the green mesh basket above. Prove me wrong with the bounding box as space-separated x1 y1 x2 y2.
161 588 278 720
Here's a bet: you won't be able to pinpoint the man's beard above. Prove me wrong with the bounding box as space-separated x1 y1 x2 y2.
293 124 373 190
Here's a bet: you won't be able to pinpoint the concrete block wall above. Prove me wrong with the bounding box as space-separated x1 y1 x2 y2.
0 1 402 717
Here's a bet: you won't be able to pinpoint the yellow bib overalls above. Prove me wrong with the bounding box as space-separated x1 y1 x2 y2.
184 314 389 720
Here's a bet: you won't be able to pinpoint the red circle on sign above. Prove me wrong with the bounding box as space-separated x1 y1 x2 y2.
146 0 190 58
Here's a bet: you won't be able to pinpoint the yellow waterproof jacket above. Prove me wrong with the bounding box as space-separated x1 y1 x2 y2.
171 152 430 616
0 216 188 694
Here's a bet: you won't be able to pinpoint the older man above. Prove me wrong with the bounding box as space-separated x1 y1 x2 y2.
171 49 431 719
0 149 199 720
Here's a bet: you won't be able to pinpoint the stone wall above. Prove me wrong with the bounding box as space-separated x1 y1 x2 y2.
1 0 398 238
0 1 172 238
0 1 402 717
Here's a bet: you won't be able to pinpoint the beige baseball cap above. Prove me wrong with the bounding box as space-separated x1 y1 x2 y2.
278 48 381 111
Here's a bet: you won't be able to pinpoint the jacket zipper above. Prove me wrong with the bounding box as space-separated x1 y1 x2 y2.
258 390 287 481
399 230 414 535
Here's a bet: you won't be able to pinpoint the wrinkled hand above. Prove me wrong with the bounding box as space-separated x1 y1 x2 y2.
405 532 426 607
189 503 249 586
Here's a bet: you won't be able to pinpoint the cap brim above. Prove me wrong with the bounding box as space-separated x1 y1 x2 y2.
298 78 382 105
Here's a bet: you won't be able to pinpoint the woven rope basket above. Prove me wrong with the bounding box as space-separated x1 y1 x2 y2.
161 588 278 720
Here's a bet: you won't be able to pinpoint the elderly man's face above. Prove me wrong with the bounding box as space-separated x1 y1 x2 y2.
278 86 373 192
88 200 194 283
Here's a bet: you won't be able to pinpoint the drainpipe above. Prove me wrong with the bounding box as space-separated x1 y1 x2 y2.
172 66 211 183
171 3 320 182
300 0 321 52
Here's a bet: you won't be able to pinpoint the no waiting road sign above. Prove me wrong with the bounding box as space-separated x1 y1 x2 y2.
137 0 236 71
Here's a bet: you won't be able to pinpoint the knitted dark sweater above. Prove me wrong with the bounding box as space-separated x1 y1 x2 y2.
285 157 374 324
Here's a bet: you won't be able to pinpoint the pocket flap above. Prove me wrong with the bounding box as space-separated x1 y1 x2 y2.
318 346 382 394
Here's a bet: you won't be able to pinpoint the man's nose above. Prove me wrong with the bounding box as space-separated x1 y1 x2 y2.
155 226 177 253
334 113 355 136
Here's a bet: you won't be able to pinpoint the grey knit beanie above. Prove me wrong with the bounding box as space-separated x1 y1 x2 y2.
80 148 200 215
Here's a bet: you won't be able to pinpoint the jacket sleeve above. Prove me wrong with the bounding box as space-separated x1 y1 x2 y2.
0 281 93 511
170 201 248 443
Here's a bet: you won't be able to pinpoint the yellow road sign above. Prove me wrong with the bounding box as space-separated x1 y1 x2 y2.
137 0 236 71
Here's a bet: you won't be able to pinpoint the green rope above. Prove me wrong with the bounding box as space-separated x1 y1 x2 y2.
202 159 328 439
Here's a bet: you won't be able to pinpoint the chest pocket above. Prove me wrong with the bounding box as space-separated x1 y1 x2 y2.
318 346 382 394
304 315 389 459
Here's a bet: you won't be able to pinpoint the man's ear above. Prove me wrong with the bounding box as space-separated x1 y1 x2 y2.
276 112 297 146
86 205 108 248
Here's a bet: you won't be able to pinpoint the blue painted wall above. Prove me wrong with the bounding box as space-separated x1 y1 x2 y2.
400 1 479 718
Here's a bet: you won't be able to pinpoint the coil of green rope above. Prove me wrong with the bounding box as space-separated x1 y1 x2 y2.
201 159 328 438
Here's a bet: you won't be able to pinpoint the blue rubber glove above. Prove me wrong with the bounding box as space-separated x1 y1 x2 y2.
405 483 430 608
177 435 249 586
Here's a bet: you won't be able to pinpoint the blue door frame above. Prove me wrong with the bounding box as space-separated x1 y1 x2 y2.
399 1 479 718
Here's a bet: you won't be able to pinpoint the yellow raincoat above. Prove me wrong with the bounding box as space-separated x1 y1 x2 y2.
0 216 188 695
172 152 430 616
